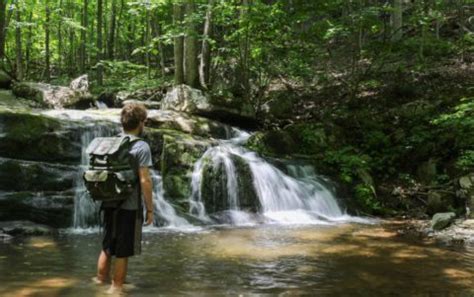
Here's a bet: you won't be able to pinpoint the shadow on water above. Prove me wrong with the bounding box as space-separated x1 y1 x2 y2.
0 223 473 296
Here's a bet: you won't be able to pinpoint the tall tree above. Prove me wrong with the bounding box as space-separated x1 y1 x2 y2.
184 0 199 88
45 0 51 81
107 0 117 60
68 0 75 75
58 0 64 71
80 0 88 73
392 0 403 41
97 0 104 85
0 0 7 68
15 2 22 80
199 0 214 89
173 1 184 85
25 10 33 76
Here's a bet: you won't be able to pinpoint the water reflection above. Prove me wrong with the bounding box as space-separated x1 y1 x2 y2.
0 223 473 296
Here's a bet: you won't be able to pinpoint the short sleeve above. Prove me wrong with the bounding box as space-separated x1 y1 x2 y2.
135 141 153 167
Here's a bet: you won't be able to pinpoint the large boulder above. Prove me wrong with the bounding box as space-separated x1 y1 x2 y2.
147 110 234 139
0 108 84 163
431 212 456 231
161 84 257 128
200 154 260 213
12 76 95 109
160 132 212 207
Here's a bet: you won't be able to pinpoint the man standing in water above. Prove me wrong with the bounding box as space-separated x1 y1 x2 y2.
94 103 154 294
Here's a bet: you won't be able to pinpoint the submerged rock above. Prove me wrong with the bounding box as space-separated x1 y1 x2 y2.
0 220 56 236
431 212 456 231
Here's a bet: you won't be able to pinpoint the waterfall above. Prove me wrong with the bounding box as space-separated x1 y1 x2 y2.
73 124 190 229
73 123 118 228
189 129 346 225
150 170 191 228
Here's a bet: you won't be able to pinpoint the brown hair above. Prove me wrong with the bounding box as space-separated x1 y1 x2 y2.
121 103 148 131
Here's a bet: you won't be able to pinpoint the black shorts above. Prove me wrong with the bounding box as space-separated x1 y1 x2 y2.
102 208 143 258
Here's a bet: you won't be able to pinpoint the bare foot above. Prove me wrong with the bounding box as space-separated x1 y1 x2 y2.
106 284 124 296
91 276 109 285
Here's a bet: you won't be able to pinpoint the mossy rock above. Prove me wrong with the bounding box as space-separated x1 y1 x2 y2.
200 154 260 214
147 110 234 139
246 130 296 156
0 109 82 163
160 133 211 205
0 191 74 228
0 158 76 191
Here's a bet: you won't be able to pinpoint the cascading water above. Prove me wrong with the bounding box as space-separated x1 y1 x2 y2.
189 128 347 225
73 123 119 228
149 170 191 228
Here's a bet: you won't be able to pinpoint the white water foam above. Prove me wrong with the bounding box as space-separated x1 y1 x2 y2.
188 128 366 226
150 170 192 229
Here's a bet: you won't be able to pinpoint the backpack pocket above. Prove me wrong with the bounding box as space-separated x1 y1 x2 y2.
83 169 136 202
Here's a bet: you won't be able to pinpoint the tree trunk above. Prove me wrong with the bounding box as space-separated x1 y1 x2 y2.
80 0 88 73
68 0 75 76
15 4 22 80
57 0 63 72
199 0 213 89
184 0 199 88
157 24 166 78
25 11 33 76
391 0 403 41
239 0 251 100
173 2 184 85
45 0 51 81
0 0 6 68
145 6 150 78
97 0 103 85
107 0 116 60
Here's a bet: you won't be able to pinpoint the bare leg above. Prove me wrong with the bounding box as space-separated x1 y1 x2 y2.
112 257 128 289
96 250 111 283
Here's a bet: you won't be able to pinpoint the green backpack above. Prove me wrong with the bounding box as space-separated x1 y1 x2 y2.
83 134 141 202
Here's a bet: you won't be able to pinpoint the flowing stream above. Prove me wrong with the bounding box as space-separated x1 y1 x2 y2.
2 109 474 296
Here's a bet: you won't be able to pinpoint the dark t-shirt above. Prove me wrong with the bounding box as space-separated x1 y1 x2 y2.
102 136 153 210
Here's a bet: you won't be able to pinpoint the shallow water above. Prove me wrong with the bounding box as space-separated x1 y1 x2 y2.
1 223 473 296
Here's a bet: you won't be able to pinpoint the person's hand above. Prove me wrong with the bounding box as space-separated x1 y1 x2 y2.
144 210 154 226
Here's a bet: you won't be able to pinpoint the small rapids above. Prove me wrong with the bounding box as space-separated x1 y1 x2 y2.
188 129 367 226
69 109 370 232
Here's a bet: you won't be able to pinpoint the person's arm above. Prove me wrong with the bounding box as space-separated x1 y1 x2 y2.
138 167 154 225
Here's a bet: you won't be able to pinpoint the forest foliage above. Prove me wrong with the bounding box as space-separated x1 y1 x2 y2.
1 0 473 215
